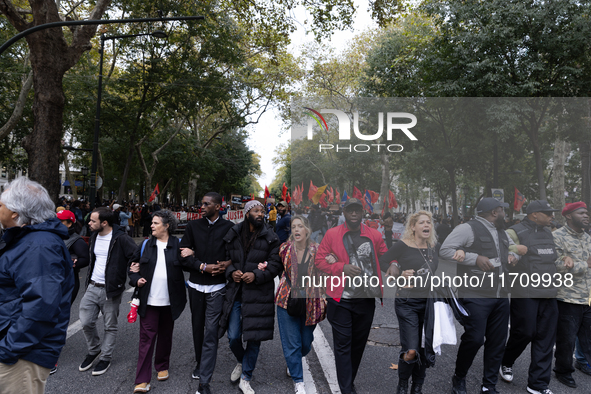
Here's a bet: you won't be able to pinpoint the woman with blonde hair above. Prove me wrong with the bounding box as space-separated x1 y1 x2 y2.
272 215 327 394
379 210 440 394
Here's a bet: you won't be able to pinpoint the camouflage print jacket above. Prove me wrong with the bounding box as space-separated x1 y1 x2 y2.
553 224 591 305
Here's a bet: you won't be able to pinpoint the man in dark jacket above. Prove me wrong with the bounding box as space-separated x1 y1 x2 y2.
440 198 519 394
219 200 282 394
275 201 291 243
0 177 74 394
179 192 234 394
498 200 559 394
79 207 137 376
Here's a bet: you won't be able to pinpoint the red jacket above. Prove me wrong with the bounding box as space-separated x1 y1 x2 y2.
315 222 390 301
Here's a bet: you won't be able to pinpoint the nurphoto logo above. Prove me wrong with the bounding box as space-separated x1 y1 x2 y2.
304 107 418 153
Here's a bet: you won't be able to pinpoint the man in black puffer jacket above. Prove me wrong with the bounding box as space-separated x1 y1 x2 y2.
219 200 282 394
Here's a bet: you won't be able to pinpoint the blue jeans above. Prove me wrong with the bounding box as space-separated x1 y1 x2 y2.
227 301 261 381
576 336 588 364
277 306 316 383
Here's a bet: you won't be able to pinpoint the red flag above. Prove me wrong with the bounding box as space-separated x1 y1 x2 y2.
389 190 398 209
514 187 526 211
264 185 270 199
353 186 363 200
286 192 291 204
335 189 341 204
368 190 379 204
319 191 328 208
281 183 287 201
328 187 334 203
148 183 160 202
308 180 318 201
251 194 255 200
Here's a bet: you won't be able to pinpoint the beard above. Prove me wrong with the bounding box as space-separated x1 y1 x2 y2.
493 214 505 229
247 214 264 228
345 217 360 229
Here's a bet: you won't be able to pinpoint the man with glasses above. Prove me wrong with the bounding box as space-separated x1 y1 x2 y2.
499 200 560 394
179 192 234 394
440 197 519 394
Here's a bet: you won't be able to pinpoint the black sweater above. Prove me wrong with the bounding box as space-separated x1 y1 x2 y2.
179 217 234 285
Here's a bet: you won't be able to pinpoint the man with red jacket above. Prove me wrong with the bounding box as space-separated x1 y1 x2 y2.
315 198 392 394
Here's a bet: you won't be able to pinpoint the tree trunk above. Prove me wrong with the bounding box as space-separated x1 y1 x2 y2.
551 138 570 225
23 59 65 202
581 140 591 209
187 176 198 206
448 169 459 228
379 151 390 214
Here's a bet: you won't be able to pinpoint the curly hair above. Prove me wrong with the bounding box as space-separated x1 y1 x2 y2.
402 210 438 247
152 210 178 234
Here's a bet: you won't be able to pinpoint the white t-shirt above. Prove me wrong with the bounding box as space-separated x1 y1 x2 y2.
91 232 112 284
147 240 170 306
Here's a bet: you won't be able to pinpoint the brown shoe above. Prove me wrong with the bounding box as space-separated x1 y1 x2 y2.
157 370 169 381
134 383 151 393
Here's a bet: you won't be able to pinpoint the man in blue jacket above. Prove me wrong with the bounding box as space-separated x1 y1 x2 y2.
0 177 74 394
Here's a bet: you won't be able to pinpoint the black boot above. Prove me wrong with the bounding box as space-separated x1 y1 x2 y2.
396 379 409 394
410 382 423 394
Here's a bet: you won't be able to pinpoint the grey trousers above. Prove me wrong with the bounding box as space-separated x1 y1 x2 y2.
79 284 123 361
189 286 226 384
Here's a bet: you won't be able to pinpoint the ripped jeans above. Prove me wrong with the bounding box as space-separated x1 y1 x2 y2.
395 296 428 384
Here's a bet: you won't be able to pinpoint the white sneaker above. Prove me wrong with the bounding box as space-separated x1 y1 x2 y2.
231 363 242 383
294 382 306 394
526 387 554 394
239 377 255 394
499 365 513 382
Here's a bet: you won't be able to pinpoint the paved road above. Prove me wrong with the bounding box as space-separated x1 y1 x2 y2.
45 240 591 394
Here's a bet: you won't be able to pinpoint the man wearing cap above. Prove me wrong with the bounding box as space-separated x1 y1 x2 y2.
315 198 390 394
552 202 591 389
275 201 291 243
440 197 519 394
498 200 559 394
219 200 282 394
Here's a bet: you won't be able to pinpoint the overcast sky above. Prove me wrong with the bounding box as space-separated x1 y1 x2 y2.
247 0 376 196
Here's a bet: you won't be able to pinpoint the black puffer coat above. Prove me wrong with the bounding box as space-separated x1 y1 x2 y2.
219 222 282 341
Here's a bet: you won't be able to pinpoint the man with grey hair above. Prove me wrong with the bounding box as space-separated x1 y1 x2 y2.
0 177 74 394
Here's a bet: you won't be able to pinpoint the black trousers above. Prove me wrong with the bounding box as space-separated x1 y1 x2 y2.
454 298 509 389
554 301 591 375
395 297 427 384
501 298 557 390
327 298 375 394
188 286 226 384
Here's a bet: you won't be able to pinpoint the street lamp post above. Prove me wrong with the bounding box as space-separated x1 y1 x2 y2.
89 30 167 210
81 167 89 201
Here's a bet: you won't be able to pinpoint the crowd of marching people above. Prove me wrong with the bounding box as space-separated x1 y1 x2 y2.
0 176 590 394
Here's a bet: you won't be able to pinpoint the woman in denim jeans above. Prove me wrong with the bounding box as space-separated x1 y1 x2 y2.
380 211 440 394
271 216 327 394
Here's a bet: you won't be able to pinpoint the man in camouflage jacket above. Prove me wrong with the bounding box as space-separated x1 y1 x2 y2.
553 202 591 389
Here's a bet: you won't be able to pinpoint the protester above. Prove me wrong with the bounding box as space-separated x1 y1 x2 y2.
219 200 283 394
314 198 390 394
128 210 186 393
436 218 452 244
274 215 327 394
0 177 74 394
552 202 591 389
79 207 138 376
439 197 519 394
268 205 277 230
499 200 559 394
379 211 440 394
179 192 234 394
276 201 292 243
